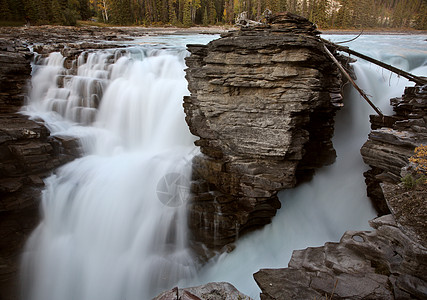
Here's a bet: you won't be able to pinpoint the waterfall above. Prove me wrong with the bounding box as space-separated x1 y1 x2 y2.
20 34 426 300
21 44 202 300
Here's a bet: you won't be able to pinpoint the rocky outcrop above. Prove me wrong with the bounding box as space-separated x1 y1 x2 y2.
0 38 32 113
254 181 427 300
153 282 252 300
184 13 344 251
361 84 427 215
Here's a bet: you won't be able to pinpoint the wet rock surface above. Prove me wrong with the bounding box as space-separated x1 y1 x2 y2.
152 282 252 300
184 13 343 251
0 38 32 113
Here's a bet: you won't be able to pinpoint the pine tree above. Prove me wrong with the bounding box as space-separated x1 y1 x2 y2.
78 0 91 19
208 0 216 23
51 0 64 23
202 5 207 24
0 0 12 20
414 1 427 29
183 0 191 25
168 0 177 23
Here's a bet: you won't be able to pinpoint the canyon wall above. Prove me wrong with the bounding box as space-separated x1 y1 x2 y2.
361 85 427 215
184 13 344 252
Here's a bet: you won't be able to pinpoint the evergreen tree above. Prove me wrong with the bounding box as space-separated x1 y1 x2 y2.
0 0 12 20
110 0 132 24
78 0 91 19
414 1 427 29
208 0 216 23
202 5 208 24
168 0 177 23
51 0 64 23
183 0 191 25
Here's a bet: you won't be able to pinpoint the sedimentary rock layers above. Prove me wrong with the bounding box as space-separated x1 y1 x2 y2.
184 13 343 250
361 85 427 215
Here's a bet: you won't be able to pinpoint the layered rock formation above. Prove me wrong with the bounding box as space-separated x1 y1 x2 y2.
184 13 344 251
361 85 427 215
0 39 32 113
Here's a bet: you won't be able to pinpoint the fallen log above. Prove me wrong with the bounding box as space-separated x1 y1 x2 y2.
322 38 427 86
323 44 384 117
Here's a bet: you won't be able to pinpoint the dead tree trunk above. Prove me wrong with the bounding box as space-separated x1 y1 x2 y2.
322 38 427 86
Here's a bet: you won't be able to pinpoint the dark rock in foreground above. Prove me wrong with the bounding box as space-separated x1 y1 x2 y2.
153 282 252 300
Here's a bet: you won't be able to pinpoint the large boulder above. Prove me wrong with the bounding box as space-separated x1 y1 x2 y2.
184 13 344 251
153 282 252 300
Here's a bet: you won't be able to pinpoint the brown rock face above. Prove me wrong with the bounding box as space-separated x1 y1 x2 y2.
361 85 427 215
0 38 32 113
184 13 343 251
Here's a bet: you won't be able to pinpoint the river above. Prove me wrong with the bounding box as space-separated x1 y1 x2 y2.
20 33 427 299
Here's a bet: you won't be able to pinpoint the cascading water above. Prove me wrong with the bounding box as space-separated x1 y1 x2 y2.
20 41 210 300
20 34 426 300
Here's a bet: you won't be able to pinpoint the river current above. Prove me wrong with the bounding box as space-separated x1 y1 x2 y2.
20 34 427 299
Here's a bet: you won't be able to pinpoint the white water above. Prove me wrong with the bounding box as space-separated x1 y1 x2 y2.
20 34 426 300
21 42 205 300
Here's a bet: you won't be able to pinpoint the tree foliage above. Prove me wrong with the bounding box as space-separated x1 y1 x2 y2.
410 145 427 176
0 0 91 25
1 0 426 29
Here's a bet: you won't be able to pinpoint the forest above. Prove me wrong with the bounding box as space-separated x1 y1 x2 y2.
0 0 426 30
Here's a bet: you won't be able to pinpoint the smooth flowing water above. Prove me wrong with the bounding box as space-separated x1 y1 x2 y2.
20 34 427 300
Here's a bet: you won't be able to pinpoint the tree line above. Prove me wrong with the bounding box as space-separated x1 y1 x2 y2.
0 0 426 29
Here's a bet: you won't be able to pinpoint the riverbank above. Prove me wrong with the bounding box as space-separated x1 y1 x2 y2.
1 24 426 42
